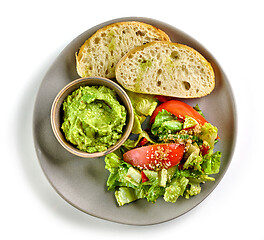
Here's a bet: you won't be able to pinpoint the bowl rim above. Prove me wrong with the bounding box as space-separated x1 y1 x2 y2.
50 77 134 158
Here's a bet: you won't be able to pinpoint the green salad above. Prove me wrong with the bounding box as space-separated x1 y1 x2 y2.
105 93 221 206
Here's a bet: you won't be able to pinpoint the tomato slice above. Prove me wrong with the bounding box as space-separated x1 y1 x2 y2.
150 100 208 125
200 144 210 156
137 137 148 147
123 143 185 170
154 95 174 103
141 171 149 183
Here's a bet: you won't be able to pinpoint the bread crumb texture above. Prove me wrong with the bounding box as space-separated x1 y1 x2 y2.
76 21 170 79
116 41 215 98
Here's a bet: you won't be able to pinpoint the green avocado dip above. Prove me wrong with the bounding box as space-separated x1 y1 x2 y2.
61 85 127 153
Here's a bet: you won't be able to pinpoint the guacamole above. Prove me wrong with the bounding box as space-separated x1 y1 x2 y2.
61 85 127 153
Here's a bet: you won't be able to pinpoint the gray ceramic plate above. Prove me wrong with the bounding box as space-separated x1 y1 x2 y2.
33 17 237 225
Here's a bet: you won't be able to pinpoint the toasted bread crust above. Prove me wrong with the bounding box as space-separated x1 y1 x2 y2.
115 41 215 98
76 21 170 79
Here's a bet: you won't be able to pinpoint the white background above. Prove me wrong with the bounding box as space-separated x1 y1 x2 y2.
1 0 263 239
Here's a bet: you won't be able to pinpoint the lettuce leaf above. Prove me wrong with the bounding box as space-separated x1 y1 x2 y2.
126 90 158 116
183 143 202 171
115 187 139 206
131 109 146 134
202 151 222 175
146 185 165 203
183 115 198 129
105 155 135 191
184 181 201 199
105 152 122 173
126 90 158 134
114 182 165 206
198 123 218 151
151 109 183 136
125 167 142 186
164 176 189 203
151 109 174 130
113 179 165 205
106 170 120 191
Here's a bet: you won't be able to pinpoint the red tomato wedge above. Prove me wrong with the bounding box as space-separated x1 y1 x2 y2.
123 143 185 170
154 95 174 103
200 144 210 156
137 137 148 147
150 100 208 125
141 171 149 183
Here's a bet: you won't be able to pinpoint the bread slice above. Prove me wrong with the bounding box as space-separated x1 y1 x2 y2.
76 21 170 79
115 41 215 98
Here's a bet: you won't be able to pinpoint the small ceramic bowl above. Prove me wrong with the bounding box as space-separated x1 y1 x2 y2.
51 77 134 158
